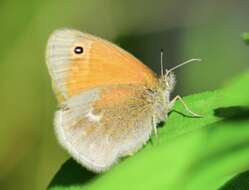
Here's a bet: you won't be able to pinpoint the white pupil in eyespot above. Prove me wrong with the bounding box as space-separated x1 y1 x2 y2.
74 46 83 54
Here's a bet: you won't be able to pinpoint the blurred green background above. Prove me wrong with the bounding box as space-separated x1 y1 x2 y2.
0 0 249 189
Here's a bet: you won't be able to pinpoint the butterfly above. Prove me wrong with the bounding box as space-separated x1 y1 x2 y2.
46 29 201 172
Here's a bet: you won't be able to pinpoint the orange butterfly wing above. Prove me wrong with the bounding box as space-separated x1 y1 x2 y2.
46 29 158 102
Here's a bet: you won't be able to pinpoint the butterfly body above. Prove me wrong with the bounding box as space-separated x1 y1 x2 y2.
46 29 176 172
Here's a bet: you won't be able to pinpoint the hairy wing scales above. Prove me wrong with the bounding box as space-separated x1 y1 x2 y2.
55 85 155 172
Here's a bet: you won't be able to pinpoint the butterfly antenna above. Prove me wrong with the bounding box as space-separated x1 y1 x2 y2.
160 49 164 77
167 58 202 74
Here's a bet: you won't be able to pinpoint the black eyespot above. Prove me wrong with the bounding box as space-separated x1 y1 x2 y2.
74 46 84 54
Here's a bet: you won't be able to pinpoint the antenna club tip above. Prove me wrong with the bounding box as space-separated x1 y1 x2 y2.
192 58 202 62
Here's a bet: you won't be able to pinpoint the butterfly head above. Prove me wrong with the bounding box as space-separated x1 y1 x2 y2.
151 56 202 122
148 71 175 123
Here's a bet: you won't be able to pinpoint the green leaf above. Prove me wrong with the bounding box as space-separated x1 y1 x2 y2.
219 170 249 190
241 32 249 44
48 70 249 190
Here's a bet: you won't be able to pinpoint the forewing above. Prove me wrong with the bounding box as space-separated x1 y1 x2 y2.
55 84 154 172
46 29 158 103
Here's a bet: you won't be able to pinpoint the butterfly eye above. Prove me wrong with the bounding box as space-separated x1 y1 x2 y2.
74 46 84 54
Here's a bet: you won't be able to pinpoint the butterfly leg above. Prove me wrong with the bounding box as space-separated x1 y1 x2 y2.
169 95 202 117
152 116 158 138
